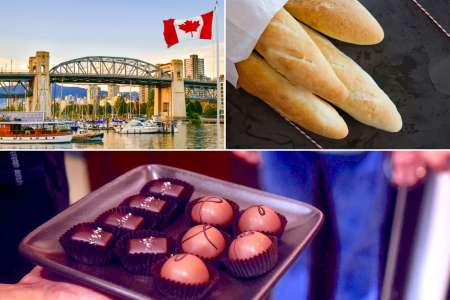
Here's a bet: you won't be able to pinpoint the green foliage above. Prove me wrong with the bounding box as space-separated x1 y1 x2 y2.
114 96 128 116
193 101 203 115
186 100 204 120
202 103 217 118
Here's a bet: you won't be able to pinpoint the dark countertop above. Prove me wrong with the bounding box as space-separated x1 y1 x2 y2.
227 0 450 149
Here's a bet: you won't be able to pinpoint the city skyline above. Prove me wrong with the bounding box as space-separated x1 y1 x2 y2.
0 0 224 79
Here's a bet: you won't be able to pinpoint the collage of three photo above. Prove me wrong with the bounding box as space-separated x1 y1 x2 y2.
0 1 449 300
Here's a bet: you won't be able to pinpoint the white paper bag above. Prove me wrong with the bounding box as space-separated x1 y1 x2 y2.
226 0 288 86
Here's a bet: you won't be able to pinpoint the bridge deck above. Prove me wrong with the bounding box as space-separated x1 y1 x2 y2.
0 72 217 88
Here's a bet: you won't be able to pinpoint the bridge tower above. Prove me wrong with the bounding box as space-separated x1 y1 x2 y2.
154 60 186 119
28 51 51 118
170 59 186 119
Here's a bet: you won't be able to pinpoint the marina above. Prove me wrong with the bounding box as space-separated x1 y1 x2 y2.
0 122 223 149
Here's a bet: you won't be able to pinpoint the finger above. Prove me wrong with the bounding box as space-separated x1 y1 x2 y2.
19 266 44 284
391 152 426 187
422 152 450 171
45 282 115 300
233 151 261 165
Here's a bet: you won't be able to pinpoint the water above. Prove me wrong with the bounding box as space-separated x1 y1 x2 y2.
0 123 224 150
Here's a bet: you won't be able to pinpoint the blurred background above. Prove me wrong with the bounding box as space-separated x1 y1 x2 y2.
1 151 449 300
66 151 450 300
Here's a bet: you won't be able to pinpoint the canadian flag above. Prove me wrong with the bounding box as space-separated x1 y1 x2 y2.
163 11 214 48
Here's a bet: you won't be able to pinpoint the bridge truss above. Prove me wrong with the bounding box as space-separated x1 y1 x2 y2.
50 56 170 79
0 56 217 99
0 80 32 99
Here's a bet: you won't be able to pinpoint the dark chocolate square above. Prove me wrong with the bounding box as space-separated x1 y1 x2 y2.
149 180 184 198
127 236 168 254
71 226 113 247
104 212 144 230
129 195 167 213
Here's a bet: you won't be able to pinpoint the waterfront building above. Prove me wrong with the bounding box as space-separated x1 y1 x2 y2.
184 54 205 80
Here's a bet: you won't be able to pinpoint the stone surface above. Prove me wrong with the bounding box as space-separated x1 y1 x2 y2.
227 0 450 149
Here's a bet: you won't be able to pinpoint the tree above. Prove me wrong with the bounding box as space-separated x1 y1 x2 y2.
51 103 61 117
114 96 127 116
202 103 217 118
193 101 203 115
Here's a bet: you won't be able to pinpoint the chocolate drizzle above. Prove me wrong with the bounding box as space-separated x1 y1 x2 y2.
238 231 256 238
181 224 218 250
257 206 266 216
174 253 188 262
196 196 225 224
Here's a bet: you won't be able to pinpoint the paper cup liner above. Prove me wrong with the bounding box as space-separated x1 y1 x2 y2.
234 209 288 238
152 257 219 300
59 222 119 265
222 236 279 278
95 207 159 235
114 229 176 275
119 193 179 229
175 225 231 263
140 177 194 208
185 197 240 232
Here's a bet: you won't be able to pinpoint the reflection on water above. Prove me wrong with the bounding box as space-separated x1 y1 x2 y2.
0 124 224 150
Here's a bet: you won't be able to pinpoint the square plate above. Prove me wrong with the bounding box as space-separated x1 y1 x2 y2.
19 164 323 300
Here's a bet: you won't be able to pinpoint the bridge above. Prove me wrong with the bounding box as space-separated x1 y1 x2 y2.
0 52 218 119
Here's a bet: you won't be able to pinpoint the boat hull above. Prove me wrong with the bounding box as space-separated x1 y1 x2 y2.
117 128 160 134
0 135 73 144
73 133 104 143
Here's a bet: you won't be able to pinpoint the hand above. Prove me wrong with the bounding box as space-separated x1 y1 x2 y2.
391 151 450 187
233 151 262 165
0 266 113 300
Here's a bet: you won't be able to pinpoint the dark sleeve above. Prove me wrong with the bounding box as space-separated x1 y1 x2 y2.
0 152 69 283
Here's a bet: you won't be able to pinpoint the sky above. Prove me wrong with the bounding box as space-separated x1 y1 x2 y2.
0 0 224 87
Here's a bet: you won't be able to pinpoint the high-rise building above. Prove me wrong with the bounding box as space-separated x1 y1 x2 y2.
87 85 101 106
108 84 120 99
184 54 205 80
139 86 150 104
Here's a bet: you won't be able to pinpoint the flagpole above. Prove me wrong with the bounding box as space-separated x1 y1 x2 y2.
214 0 221 148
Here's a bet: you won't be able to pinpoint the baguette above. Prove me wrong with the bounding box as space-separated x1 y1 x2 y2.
236 52 349 139
303 25 402 132
285 0 384 45
255 8 349 103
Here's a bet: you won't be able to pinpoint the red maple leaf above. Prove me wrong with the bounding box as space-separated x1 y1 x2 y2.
179 20 201 37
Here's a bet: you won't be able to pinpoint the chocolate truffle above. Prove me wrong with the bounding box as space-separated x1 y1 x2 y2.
103 211 144 230
191 196 234 226
128 236 168 255
71 226 113 247
181 225 226 259
160 254 209 285
238 205 282 234
148 180 185 198
128 195 167 213
228 231 272 260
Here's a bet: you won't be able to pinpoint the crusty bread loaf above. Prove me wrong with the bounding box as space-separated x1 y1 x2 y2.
285 0 384 45
236 52 349 139
255 8 349 103
302 25 402 132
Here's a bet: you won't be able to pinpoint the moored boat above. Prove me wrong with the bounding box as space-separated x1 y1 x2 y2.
115 119 159 134
72 129 104 143
0 121 73 144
